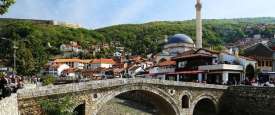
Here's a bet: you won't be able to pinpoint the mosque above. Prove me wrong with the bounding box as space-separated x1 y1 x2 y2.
155 0 203 63
155 34 196 63
151 0 257 85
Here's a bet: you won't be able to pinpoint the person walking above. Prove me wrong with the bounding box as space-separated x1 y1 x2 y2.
0 76 8 98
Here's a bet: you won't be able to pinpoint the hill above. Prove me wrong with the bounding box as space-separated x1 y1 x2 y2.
1 17 275 75
96 17 275 54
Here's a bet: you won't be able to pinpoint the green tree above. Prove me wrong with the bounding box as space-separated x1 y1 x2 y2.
39 96 76 115
41 75 55 86
0 0 15 15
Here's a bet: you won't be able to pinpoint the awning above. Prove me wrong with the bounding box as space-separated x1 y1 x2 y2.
167 70 204 75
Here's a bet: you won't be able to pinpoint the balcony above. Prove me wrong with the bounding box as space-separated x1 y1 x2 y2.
198 64 243 71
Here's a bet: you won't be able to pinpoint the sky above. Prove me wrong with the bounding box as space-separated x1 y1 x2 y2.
1 0 275 29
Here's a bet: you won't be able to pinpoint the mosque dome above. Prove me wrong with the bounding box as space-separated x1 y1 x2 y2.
167 34 194 44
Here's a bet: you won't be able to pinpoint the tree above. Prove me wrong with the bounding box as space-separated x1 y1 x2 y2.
0 0 15 15
39 96 76 115
41 75 55 86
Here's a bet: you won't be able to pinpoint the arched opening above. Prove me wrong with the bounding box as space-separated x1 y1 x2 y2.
97 90 177 115
73 103 85 115
246 64 255 80
182 95 189 108
193 98 217 115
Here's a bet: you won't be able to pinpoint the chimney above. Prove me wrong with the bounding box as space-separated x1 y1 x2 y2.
195 0 203 49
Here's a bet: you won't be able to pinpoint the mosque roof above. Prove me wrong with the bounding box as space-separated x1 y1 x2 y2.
167 34 194 44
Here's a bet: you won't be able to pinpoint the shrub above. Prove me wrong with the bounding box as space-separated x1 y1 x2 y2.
39 96 76 115
42 75 55 86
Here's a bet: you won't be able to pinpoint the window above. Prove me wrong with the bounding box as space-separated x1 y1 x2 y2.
178 61 187 68
258 61 261 66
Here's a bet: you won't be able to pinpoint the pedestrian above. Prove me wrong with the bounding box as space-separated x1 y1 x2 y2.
0 76 8 98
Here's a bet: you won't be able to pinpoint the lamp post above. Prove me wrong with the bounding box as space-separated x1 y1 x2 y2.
1 37 18 77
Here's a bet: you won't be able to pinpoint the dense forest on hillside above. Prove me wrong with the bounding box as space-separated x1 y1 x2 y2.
1 17 275 75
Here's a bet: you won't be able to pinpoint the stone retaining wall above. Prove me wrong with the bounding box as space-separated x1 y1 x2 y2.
219 86 275 115
0 94 19 115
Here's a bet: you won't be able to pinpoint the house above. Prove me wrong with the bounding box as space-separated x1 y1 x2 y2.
170 48 256 85
113 68 126 78
148 60 176 80
61 68 79 78
127 65 145 78
89 58 116 69
44 58 88 77
244 41 275 83
60 41 83 58
44 63 70 77
113 51 122 57
53 58 84 69
81 59 93 69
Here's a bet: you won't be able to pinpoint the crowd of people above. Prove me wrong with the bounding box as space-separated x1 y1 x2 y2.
0 74 24 99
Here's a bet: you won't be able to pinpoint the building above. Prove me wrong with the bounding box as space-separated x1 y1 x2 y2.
148 60 176 80
155 34 195 63
53 58 84 69
244 41 275 83
169 48 256 84
127 65 145 78
89 58 116 69
244 43 273 72
60 41 84 58
44 58 86 77
0 18 81 28
44 64 70 77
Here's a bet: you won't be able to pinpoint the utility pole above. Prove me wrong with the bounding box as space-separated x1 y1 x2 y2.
13 41 18 77
1 37 19 77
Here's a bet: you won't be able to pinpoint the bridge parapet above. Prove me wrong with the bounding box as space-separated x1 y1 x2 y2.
18 78 228 99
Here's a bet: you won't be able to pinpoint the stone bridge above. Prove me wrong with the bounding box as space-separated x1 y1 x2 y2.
17 78 228 115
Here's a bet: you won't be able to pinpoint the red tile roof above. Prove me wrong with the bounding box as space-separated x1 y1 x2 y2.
63 68 78 74
91 58 116 64
158 61 176 67
173 53 215 60
54 58 81 63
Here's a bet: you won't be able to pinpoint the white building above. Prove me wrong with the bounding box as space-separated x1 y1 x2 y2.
46 64 70 77
60 41 83 58
148 61 176 80
89 58 116 69
128 65 145 78
53 59 84 69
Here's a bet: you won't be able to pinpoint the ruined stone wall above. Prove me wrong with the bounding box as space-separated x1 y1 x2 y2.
219 86 275 115
0 94 19 115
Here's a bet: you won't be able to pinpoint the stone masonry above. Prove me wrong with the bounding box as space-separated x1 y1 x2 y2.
0 94 19 115
17 78 227 115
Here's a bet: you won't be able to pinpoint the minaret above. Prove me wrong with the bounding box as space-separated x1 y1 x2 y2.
195 0 203 48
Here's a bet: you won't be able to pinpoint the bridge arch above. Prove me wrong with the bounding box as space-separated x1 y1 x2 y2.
93 85 181 115
191 94 218 115
67 97 86 115
73 103 85 115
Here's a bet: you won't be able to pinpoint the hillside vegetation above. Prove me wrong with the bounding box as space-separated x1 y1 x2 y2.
1 17 275 76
